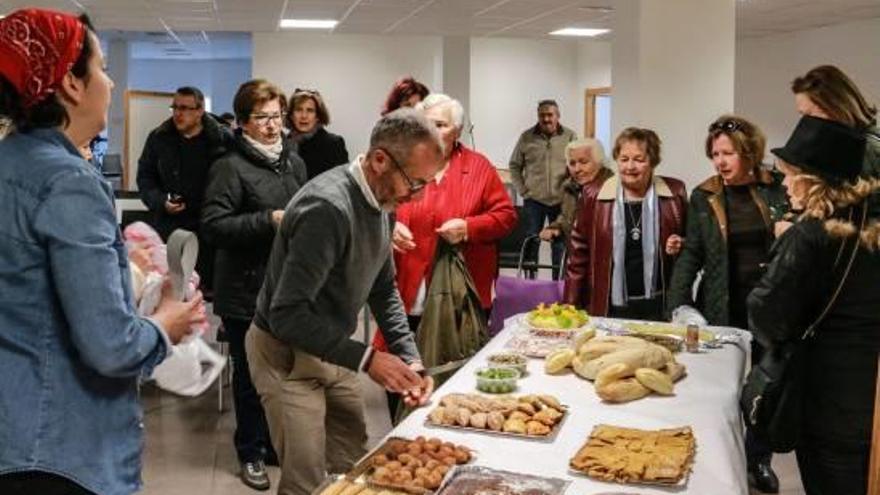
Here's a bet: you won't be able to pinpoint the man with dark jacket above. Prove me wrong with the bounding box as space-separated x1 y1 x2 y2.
137 86 229 290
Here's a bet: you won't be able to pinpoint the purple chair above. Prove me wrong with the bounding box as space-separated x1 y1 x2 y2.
489 236 565 336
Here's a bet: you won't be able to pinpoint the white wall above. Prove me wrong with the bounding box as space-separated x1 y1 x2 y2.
470 37 612 168
471 37 578 168
128 58 252 115
736 18 880 158
253 33 442 157
613 0 736 190
252 32 612 167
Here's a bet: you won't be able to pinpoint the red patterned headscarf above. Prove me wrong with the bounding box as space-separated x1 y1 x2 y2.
0 8 87 108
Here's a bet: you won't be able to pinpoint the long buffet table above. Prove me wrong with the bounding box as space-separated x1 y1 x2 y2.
388 316 752 495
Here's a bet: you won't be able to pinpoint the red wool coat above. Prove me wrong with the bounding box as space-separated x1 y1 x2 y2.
373 144 517 350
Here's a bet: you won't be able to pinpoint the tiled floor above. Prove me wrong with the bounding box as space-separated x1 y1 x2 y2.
139 360 805 495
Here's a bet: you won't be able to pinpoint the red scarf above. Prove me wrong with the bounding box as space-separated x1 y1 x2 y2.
0 8 87 108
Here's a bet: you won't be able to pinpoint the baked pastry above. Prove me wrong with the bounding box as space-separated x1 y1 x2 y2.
570 425 695 485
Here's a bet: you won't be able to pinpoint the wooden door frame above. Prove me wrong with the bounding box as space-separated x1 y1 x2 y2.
584 86 611 138
123 89 175 190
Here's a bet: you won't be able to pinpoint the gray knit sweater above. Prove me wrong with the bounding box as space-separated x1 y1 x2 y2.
253 165 420 371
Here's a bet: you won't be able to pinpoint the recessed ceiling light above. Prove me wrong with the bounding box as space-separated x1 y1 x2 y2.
279 19 338 29
550 27 610 37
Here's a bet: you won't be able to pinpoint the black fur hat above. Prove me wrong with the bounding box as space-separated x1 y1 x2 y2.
772 115 866 184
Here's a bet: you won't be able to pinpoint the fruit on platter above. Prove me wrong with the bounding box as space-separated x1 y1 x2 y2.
527 303 589 330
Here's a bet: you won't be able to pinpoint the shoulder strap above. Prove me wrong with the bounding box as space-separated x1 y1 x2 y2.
803 201 868 339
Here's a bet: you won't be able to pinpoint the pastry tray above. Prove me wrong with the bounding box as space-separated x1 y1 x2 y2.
312 475 419 495
567 425 696 487
435 465 570 495
346 436 475 494
424 405 569 443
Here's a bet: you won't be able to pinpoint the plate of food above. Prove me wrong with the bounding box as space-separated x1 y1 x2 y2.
522 303 590 338
313 476 417 495
504 330 572 358
436 465 569 495
485 352 528 376
592 319 715 342
346 436 474 494
426 393 567 441
569 424 696 486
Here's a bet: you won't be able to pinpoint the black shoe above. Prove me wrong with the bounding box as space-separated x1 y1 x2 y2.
265 451 279 467
241 460 270 491
748 461 779 494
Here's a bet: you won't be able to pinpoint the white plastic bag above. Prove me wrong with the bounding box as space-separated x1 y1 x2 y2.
125 225 226 397
151 338 226 397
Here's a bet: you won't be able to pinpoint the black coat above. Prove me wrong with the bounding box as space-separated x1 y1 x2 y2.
748 202 880 451
201 132 307 320
136 115 230 238
295 127 349 180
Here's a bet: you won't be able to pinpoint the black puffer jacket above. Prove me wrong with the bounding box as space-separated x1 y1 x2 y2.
748 201 880 451
201 131 307 320
295 127 349 180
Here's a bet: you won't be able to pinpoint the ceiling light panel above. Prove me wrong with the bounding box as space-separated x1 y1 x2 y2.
279 19 339 29
549 27 610 37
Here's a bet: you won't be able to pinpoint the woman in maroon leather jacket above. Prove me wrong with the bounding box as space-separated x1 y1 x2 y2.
563 128 687 320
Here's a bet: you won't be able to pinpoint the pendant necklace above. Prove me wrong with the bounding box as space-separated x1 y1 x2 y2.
626 201 643 241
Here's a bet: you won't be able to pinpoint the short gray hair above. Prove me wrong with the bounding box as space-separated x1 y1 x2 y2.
369 108 444 164
417 93 465 130
565 137 606 164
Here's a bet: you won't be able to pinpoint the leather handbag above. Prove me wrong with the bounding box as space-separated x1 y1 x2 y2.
740 204 866 452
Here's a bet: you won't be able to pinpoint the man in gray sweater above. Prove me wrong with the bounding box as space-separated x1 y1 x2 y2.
246 109 442 495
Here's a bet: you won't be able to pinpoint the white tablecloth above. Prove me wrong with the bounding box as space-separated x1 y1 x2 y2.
388 316 751 495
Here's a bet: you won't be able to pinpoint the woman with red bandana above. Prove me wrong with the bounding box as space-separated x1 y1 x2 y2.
0 9 205 495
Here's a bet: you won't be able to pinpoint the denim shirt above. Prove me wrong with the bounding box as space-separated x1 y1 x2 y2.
0 129 169 495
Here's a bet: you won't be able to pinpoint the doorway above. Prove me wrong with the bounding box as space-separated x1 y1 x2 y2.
584 87 612 152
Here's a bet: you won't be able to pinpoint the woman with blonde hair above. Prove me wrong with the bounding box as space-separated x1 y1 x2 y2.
749 115 879 495
791 65 879 177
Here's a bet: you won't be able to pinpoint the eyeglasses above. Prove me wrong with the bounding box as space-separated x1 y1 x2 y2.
170 104 201 112
709 120 743 133
377 147 427 195
250 113 283 126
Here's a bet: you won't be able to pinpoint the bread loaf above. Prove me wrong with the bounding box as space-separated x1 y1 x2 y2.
580 344 673 380
664 361 687 382
634 367 674 395
544 348 575 374
577 336 649 361
596 377 652 403
595 362 635 388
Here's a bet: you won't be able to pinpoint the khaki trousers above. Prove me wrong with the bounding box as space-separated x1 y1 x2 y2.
246 325 367 495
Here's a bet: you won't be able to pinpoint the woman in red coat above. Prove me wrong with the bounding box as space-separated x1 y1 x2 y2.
374 93 517 347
